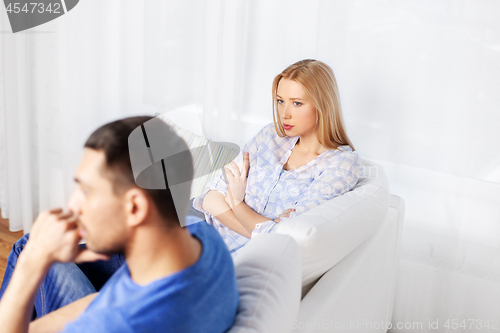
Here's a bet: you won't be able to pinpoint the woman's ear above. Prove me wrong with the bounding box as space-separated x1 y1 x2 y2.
124 188 149 228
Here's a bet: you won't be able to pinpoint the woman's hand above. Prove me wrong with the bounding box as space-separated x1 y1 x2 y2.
225 152 249 209
273 208 295 223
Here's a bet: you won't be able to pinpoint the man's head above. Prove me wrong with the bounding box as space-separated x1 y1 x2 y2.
67 116 193 254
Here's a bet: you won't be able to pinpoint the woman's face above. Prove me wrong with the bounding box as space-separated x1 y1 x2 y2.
276 78 317 138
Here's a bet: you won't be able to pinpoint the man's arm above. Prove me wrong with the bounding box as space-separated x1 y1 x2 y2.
0 246 51 333
0 209 108 333
29 293 98 333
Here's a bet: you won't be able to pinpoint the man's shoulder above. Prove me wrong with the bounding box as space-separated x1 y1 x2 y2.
64 220 239 333
186 217 222 240
186 219 234 267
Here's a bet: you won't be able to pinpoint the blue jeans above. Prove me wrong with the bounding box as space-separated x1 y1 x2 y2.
0 234 125 318
0 199 205 319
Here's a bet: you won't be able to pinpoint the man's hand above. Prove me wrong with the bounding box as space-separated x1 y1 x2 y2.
26 208 108 265
225 152 249 209
0 208 108 333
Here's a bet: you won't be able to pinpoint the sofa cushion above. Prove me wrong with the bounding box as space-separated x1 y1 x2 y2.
228 233 302 333
273 158 390 288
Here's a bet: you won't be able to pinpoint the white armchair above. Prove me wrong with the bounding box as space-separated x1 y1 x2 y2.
154 113 405 333
229 159 405 333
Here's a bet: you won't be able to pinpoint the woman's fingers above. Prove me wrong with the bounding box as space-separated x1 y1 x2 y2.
224 166 234 179
227 158 250 178
230 161 241 175
243 152 249 176
275 208 295 223
225 163 240 179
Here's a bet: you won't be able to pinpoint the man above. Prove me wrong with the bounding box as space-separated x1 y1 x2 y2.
0 116 239 332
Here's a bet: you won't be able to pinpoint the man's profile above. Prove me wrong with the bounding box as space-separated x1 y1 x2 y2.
0 116 239 333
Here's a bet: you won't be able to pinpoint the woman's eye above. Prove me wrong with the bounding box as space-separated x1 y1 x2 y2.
277 99 284 104
294 101 302 106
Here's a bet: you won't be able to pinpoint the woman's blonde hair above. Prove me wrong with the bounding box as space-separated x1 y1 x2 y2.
272 59 355 151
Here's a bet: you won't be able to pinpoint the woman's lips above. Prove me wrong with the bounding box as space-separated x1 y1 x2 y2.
283 124 294 130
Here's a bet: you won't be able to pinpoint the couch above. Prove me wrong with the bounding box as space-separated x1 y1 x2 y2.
229 159 405 333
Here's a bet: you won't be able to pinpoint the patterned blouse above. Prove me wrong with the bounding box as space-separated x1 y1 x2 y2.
193 123 364 256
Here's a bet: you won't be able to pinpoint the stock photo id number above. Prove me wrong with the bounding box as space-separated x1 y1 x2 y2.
3 0 79 32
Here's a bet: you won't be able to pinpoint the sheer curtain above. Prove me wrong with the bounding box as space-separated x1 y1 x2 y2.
1 0 499 330
0 0 161 232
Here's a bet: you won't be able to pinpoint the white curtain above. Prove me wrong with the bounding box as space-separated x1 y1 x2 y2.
1 0 499 330
0 0 161 232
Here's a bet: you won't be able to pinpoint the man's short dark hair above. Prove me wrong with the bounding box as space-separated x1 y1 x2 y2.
84 116 192 227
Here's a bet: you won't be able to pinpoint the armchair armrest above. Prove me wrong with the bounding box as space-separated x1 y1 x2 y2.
273 159 390 288
292 195 405 332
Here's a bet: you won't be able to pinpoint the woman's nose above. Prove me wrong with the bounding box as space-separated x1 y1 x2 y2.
282 104 291 119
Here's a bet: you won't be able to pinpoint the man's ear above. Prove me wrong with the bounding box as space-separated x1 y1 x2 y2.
124 188 149 228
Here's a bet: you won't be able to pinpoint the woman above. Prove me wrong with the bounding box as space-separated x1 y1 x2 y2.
193 59 364 256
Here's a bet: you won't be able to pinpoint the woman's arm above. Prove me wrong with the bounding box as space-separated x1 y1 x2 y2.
230 201 270 231
202 190 252 237
202 190 272 238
